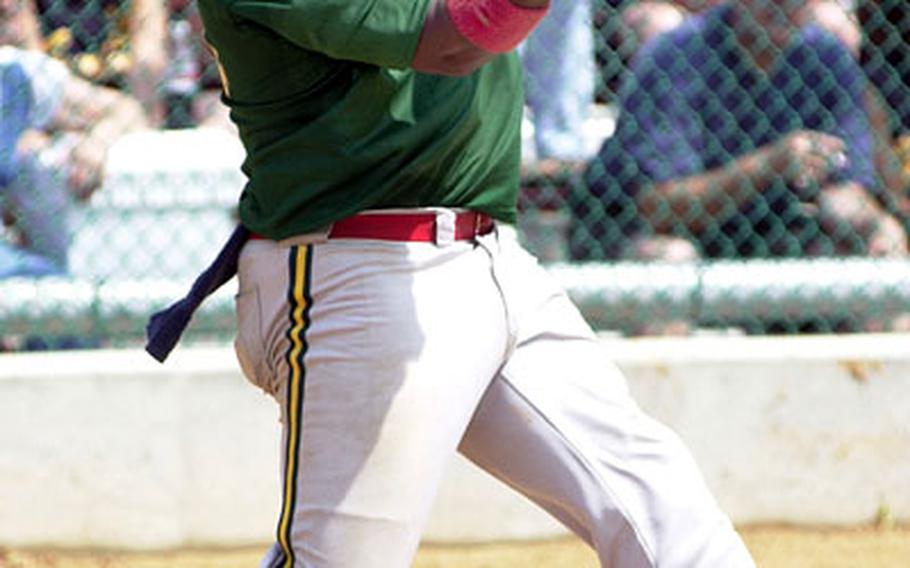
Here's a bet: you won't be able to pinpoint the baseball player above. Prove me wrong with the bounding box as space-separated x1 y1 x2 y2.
146 0 756 565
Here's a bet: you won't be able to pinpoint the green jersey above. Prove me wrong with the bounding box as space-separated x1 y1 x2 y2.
198 0 524 240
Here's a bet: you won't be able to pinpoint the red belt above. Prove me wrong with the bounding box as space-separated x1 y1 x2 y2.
251 211 495 243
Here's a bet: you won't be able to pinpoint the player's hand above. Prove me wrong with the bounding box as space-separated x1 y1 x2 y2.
769 130 848 198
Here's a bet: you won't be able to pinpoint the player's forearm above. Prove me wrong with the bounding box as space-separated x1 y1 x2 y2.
412 0 549 75
641 148 779 233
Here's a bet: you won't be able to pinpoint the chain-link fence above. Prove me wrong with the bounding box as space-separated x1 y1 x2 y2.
1 0 908 349
526 0 910 334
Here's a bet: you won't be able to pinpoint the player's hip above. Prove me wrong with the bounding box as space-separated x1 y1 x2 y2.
233 209 513 396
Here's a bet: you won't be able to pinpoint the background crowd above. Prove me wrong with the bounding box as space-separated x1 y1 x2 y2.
0 0 908 344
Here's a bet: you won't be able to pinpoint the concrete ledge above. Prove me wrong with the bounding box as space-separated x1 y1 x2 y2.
612 334 910 526
1 335 908 549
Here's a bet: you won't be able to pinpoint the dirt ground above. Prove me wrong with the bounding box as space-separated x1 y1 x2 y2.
1 526 908 567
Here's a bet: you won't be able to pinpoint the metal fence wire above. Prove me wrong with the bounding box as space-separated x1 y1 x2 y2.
0 0 908 349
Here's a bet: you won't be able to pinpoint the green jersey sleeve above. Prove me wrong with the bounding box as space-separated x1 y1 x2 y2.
227 0 432 68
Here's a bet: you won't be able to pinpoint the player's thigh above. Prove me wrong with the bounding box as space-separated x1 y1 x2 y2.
458 287 752 566
240 238 509 567
458 327 656 566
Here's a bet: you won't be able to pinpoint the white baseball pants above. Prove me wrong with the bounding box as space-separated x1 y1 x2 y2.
234 219 754 568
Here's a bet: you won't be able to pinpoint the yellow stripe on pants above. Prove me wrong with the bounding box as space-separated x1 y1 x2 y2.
277 245 312 567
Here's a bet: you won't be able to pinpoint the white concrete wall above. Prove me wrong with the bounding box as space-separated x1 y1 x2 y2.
1 334 908 549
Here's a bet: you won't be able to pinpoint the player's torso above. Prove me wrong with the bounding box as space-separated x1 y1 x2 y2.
198 0 524 240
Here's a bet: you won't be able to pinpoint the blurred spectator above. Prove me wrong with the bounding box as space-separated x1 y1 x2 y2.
516 0 597 264
595 0 702 102
859 1 910 135
856 0 910 214
600 0 909 209
0 0 232 129
621 1 690 51
596 1 860 101
521 0 596 170
0 46 146 277
1 0 167 124
0 57 50 276
572 0 908 261
167 0 233 131
167 0 237 134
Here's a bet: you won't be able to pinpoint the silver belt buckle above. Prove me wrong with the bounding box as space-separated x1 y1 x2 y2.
434 208 456 246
